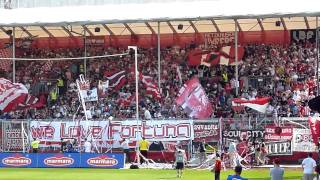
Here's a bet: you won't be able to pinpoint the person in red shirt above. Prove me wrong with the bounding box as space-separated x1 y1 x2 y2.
212 154 222 180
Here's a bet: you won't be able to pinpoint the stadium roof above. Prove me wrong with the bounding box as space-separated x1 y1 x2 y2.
0 0 319 38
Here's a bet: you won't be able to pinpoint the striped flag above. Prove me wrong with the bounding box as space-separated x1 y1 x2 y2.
232 97 270 113
140 74 161 100
43 61 53 72
104 70 127 91
0 48 12 71
0 78 28 112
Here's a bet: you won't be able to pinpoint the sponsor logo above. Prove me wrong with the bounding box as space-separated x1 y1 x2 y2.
44 156 74 167
87 156 118 167
2 156 31 167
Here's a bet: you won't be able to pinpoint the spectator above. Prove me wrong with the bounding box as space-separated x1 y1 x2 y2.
84 138 92 153
302 153 316 180
212 154 222 180
270 158 284 180
227 166 248 180
139 137 149 164
31 138 40 153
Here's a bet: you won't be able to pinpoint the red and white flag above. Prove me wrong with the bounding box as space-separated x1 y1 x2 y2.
43 61 53 72
176 77 212 119
232 97 270 113
0 48 12 71
220 46 245 65
140 74 161 100
308 116 320 145
0 78 28 112
104 70 127 91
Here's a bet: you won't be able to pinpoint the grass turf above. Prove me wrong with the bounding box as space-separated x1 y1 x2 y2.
0 168 305 180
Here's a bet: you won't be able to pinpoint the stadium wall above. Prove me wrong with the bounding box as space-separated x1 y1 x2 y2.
0 30 290 49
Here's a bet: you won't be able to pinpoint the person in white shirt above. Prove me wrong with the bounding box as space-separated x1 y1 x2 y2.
302 153 316 180
84 138 92 153
121 139 131 163
143 107 152 120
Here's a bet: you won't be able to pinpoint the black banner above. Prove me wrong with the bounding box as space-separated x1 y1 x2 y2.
291 29 320 43
222 130 265 140
265 141 292 156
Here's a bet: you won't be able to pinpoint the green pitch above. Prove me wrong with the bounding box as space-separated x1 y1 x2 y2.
0 168 304 180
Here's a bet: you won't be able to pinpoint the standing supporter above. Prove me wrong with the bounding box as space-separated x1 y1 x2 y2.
270 158 284 180
31 138 40 153
139 137 149 164
175 149 186 178
84 138 92 153
227 166 248 180
302 153 316 180
212 154 222 180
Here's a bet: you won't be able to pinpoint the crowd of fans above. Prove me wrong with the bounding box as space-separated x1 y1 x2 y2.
0 41 317 120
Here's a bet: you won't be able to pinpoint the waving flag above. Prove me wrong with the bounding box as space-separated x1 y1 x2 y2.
104 70 127 91
16 94 46 110
232 97 270 113
220 46 245 65
176 77 212 119
308 116 320 145
140 74 161 100
0 78 28 112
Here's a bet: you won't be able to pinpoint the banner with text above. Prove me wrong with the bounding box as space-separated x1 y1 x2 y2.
265 141 292 156
292 128 317 152
204 32 235 46
264 125 293 142
193 121 219 142
30 120 194 145
291 29 320 43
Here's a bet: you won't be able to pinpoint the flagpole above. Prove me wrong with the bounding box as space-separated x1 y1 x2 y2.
84 26 87 78
157 22 161 92
316 16 319 96
12 27 15 83
234 20 239 96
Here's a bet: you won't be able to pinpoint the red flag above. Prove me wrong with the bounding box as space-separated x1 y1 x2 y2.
0 48 12 71
308 116 320 145
140 74 161 100
187 49 208 66
232 97 270 113
176 77 212 119
16 94 46 110
104 70 127 91
0 78 28 112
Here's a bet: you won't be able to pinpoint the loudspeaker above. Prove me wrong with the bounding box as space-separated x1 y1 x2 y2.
6 30 12 36
275 21 281 27
94 27 100 32
177 24 183 30
130 164 139 169
308 95 320 113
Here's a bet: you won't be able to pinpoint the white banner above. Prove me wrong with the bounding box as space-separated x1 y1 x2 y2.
80 88 98 102
30 120 194 144
292 128 317 152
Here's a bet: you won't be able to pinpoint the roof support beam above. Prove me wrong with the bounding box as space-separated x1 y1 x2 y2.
145 22 156 34
167 21 177 34
0 27 9 36
40 26 53 37
280 17 287 30
234 19 242 31
123 23 135 35
19 27 32 37
188 21 199 33
61 26 73 37
210 19 220 32
304 17 310 29
257 18 265 31
82 25 94 36
102 24 114 35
